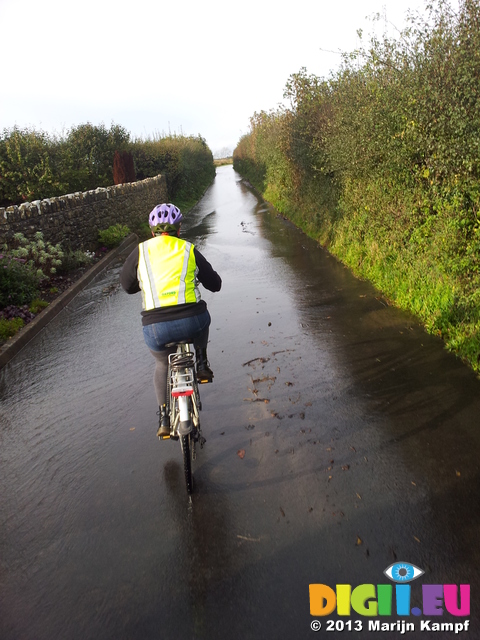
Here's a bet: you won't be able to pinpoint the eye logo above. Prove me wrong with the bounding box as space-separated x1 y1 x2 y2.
384 562 424 583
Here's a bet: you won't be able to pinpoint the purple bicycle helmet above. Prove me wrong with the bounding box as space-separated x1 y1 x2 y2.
149 203 183 228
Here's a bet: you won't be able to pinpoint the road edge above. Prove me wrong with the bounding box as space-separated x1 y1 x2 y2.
0 233 139 370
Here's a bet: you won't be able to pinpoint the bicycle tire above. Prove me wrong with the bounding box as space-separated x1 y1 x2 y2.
181 432 194 494
165 363 171 415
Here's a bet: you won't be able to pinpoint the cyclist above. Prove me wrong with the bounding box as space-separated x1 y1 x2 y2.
120 203 222 437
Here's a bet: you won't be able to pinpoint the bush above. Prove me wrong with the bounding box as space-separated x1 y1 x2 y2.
59 249 94 273
9 232 63 280
0 255 40 308
1 304 36 322
98 224 130 248
0 317 24 341
129 219 151 241
0 123 131 207
131 134 215 208
29 299 49 314
63 123 131 192
0 127 66 206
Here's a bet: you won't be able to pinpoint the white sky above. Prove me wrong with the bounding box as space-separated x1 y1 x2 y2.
1 0 430 157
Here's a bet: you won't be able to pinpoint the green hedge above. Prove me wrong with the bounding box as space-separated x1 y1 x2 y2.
0 125 215 209
131 134 215 209
233 0 480 371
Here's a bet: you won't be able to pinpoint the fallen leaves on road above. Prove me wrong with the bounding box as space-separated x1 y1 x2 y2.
237 535 261 542
252 375 276 384
242 357 270 367
237 449 246 459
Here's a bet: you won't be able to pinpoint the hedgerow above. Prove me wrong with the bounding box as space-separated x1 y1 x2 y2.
131 133 215 210
0 125 215 209
233 0 480 371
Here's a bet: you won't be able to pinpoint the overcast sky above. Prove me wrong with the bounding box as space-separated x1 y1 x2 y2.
1 0 431 157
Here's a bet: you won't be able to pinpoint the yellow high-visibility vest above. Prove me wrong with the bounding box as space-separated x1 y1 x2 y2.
137 235 201 311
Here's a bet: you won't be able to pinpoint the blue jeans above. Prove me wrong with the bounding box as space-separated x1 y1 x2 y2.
142 310 211 352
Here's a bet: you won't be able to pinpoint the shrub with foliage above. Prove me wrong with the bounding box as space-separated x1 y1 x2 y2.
98 224 130 248
0 255 40 308
62 123 131 192
0 317 25 341
0 123 131 206
129 219 152 242
0 127 66 206
59 249 95 273
1 304 36 322
29 299 49 314
9 232 63 280
131 134 215 209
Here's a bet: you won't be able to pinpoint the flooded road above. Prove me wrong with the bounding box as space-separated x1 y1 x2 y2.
1 165 479 639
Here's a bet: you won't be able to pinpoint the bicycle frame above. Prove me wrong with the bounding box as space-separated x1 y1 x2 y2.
164 342 204 496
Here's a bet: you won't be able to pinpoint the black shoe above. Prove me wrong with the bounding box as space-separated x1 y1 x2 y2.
196 348 213 383
156 405 170 437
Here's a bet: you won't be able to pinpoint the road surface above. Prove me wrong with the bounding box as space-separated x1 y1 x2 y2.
1 165 479 639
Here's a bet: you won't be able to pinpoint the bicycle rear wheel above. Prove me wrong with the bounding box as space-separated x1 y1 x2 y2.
181 432 194 494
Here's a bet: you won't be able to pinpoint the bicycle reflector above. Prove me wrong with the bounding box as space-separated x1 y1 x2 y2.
172 387 194 397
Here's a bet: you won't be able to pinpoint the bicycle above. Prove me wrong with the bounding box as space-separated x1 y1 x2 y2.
159 341 207 496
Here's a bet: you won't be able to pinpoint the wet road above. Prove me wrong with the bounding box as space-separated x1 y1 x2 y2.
1 165 479 640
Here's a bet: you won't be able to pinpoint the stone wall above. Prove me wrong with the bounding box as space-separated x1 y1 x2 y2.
0 174 167 250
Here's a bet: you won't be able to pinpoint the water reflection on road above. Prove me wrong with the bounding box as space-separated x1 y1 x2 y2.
1 166 480 639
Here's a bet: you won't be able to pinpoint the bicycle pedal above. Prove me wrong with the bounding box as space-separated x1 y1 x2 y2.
198 378 213 384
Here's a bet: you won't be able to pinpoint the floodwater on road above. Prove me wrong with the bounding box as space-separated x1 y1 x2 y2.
1 165 479 639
